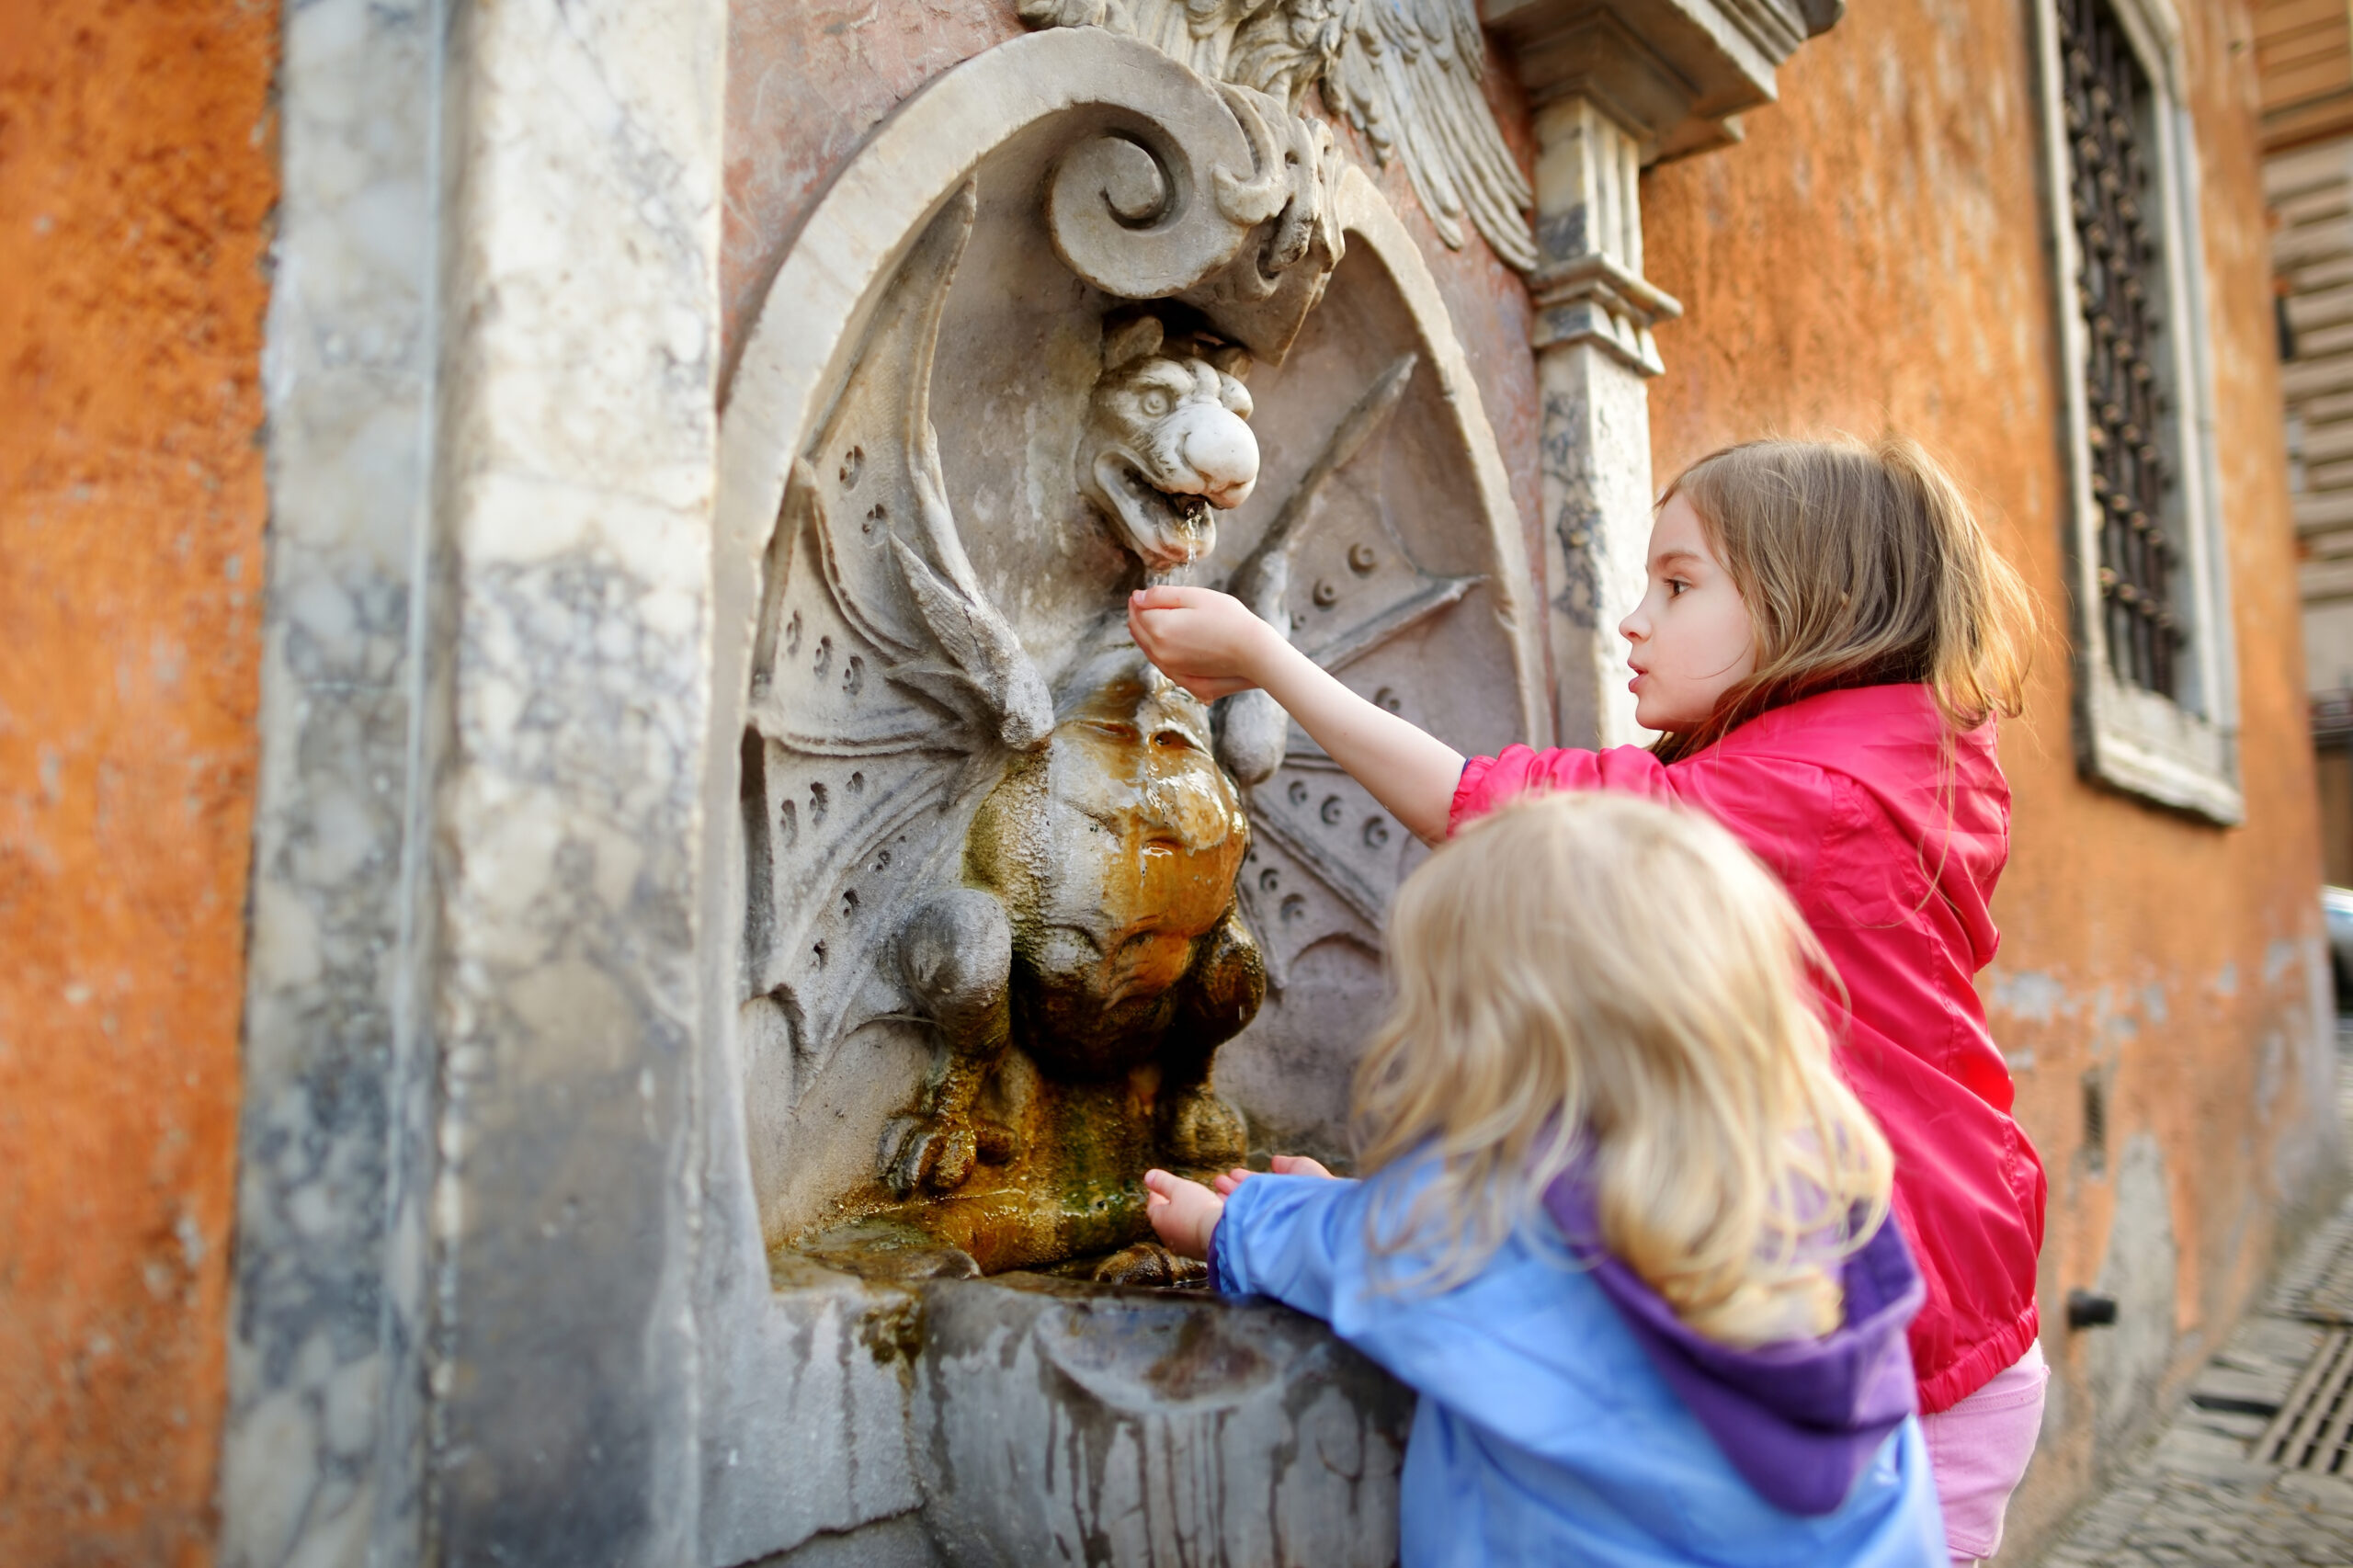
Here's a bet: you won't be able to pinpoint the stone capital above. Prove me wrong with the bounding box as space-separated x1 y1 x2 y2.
1481 0 1842 162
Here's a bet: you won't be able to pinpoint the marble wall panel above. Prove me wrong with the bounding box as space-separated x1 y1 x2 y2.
223 1 438 1562
230 0 729 1562
422 0 724 1558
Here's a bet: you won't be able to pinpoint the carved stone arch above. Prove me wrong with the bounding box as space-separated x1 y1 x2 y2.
708 30 1550 1251
697 26 1538 1562
706 28 1545 1256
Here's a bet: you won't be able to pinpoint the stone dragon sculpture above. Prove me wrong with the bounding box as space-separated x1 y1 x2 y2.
745 187 1320 1275
745 48 1474 1272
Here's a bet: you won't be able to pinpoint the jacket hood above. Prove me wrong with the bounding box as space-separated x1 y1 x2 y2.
1704 684 2008 971
1542 1168 1924 1517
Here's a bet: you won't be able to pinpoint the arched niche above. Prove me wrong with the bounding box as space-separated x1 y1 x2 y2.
705 28 1547 1256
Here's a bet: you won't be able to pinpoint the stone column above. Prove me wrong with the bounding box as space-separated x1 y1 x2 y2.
417 1 726 1562
228 0 728 1562
1485 0 1845 746
1529 96 1678 746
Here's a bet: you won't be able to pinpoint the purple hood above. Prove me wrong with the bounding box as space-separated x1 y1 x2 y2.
1542 1171 1924 1517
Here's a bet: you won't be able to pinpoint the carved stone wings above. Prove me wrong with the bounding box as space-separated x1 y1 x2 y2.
1018 0 1537 272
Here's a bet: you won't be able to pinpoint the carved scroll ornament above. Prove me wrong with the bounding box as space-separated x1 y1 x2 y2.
1022 0 1538 272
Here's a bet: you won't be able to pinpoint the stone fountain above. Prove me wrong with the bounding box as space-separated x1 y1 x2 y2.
699 24 1546 1563
218 2 1852 1562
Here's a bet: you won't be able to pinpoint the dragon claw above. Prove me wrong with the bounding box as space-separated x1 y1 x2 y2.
882 1116 980 1197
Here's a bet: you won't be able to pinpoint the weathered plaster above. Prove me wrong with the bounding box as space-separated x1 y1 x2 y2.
1640 0 2339 1551
0 0 278 1560
2086 1134 2185 1453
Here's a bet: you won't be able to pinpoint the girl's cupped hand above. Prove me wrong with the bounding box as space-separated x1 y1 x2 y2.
1142 1169 1224 1260
1127 585 1278 701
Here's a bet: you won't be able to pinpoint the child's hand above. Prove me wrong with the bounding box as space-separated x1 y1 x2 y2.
1211 1153 1335 1196
1142 1168 1225 1260
1128 586 1279 701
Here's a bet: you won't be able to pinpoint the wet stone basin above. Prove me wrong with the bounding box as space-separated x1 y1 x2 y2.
775 1257 1413 1567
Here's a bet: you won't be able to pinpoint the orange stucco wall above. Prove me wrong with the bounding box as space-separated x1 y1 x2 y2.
1643 0 2325 1550
0 0 277 1560
0 0 2321 1556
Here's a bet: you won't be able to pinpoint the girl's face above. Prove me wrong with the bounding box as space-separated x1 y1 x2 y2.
1618 494 1757 733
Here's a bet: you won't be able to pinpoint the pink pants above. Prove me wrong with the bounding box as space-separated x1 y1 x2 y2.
1918 1341 2049 1564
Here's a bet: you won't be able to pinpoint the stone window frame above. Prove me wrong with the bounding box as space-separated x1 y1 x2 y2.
2029 0 2244 824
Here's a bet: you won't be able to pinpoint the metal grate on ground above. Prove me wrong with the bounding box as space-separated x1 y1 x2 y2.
2275 1210 2353 1327
2243 1070 2353 1474
2249 1158 2353 1469
2255 1326 2353 1474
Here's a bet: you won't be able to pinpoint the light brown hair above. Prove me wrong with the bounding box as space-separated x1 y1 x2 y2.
1654 435 2036 762
1351 792 1893 1347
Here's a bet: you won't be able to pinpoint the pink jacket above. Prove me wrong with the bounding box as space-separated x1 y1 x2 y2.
1450 683 2045 1414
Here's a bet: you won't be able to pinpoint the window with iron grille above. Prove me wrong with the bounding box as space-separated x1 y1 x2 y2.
2058 0 2180 699
2032 0 2240 823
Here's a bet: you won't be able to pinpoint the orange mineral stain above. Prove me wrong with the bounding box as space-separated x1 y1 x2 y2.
0 0 278 1560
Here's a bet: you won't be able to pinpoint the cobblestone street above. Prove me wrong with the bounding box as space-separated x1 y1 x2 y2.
2035 1046 2353 1568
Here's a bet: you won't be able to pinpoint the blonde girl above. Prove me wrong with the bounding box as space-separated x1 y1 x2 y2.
1131 436 2047 1562
1144 793 1946 1565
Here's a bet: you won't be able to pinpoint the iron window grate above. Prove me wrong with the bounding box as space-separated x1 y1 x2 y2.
2056 0 2181 699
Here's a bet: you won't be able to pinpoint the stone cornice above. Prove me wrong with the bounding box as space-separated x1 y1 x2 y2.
1481 0 1842 161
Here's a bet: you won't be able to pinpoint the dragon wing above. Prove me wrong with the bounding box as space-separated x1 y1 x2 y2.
743 183 1048 1103
1322 0 1535 271
1208 351 1481 986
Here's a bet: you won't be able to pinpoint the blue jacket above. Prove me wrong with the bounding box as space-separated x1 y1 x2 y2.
1212 1172 1949 1567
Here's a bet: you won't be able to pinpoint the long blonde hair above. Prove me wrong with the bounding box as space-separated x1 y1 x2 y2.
1654 435 2035 763
1351 793 1893 1347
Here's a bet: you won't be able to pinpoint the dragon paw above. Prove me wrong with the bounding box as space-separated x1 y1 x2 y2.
1091 1242 1209 1289
881 1114 1016 1198
1163 1088 1247 1171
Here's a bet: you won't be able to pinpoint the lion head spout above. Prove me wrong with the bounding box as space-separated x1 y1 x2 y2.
1078 314 1258 574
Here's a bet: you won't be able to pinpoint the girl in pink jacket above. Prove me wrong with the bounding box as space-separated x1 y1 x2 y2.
1129 436 2047 1562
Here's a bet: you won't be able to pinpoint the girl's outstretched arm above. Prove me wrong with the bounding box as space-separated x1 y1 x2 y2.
1128 585 1465 844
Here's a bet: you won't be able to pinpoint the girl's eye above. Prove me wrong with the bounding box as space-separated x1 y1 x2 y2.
1665 578 1689 597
